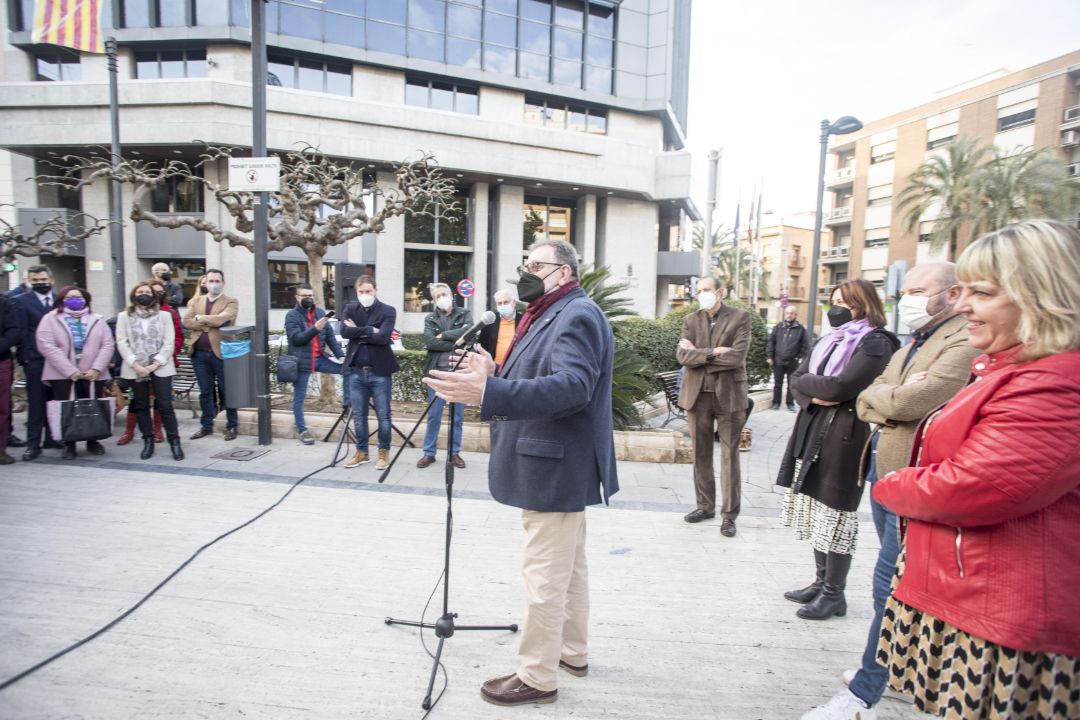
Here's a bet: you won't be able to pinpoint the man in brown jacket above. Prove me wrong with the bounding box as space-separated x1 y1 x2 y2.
806 261 979 717
676 277 752 537
182 268 240 441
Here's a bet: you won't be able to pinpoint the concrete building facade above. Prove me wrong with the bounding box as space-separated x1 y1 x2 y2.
0 0 699 329
818 50 1080 316
734 211 815 326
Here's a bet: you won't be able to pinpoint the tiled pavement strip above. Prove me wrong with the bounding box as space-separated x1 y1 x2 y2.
0 405 921 719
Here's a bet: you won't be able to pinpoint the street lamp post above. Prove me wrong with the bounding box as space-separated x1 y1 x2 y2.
807 115 862 338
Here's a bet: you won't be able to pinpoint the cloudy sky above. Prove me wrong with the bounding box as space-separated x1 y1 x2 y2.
684 0 1080 228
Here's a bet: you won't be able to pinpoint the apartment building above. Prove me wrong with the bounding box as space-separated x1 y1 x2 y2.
0 0 699 329
819 49 1080 312
734 211 815 325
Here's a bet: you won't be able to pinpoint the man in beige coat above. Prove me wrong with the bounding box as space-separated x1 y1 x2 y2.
182 268 240 441
805 261 979 717
677 277 752 537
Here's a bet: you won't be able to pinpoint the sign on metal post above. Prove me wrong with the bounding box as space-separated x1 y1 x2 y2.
456 278 475 298
228 157 281 192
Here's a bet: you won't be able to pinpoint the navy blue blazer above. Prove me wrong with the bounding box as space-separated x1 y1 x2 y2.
480 288 619 512
13 291 54 364
340 299 400 376
284 305 344 367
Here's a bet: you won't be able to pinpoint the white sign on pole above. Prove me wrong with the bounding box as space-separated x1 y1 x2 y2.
228 157 281 192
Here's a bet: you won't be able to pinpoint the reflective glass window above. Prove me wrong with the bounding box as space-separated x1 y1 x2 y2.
123 0 150 27
431 82 455 111
587 112 607 134
195 0 229 24
159 50 186 78
447 4 481 38
325 13 365 47
404 250 436 311
521 0 551 22
485 0 516 13
367 21 407 53
519 20 550 54
405 202 437 244
186 49 208 76
586 36 613 66
325 65 352 95
368 0 406 23
405 80 429 107
568 107 588 132
454 88 478 114
158 0 187 26
409 28 445 61
446 37 482 67
519 52 549 80
135 52 160 79
483 44 515 75
297 59 324 91
324 0 365 12
546 105 566 128
438 198 468 246
585 65 611 93
35 54 82 81
230 0 249 26
587 3 613 37
280 4 323 40
268 58 294 87
552 59 581 86
554 0 583 29
553 28 582 60
524 102 545 125
409 0 446 32
484 11 516 46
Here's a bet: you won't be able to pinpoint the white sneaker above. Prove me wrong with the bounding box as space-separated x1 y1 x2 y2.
801 690 876 720
842 668 910 702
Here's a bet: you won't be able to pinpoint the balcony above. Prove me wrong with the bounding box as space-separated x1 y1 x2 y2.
824 206 852 225
15 208 86 256
817 284 836 300
1067 162 1080 178
783 286 807 300
826 164 856 188
819 245 851 264
787 256 805 269
1063 105 1080 131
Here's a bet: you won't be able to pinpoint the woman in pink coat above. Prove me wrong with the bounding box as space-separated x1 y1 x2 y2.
36 285 115 460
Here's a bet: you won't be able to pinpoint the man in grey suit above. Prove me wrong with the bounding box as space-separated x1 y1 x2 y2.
424 239 618 707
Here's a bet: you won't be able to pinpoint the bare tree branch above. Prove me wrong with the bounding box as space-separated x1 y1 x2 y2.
0 203 113 262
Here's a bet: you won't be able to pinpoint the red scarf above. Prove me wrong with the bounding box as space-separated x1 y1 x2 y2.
308 308 321 370
501 280 580 367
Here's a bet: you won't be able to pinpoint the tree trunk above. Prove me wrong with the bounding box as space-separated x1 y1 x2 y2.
305 249 341 411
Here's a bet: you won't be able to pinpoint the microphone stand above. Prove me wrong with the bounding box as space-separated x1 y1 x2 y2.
382 338 518 711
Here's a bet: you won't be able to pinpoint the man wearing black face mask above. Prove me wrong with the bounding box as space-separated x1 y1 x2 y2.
285 283 343 445
152 262 184 308
13 264 62 460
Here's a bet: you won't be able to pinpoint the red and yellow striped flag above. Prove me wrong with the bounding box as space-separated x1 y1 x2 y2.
32 0 105 54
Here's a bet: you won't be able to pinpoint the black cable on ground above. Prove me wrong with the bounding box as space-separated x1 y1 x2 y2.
0 456 340 693
418 566 449 720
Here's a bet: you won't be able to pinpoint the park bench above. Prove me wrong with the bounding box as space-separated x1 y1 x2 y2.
655 370 685 428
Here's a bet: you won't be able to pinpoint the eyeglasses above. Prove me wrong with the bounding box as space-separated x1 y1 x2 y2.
516 261 565 276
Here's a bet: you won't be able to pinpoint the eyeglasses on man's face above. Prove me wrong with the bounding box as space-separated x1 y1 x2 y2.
516 261 565 276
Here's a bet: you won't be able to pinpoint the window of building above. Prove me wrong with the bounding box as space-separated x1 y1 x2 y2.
194 0 230 25
870 151 894 164
134 49 208 79
997 108 1036 132
267 54 352 96
35 160 82 211
926 135 955 150
163 260 206 306
150 174 205 213
119 0 193 27
269 261 335 310
35 51 82 82
405 76 479 114
867 196 891 207
404 192 471 312
524 96 607 134
523 196 576 251
864 231 889 248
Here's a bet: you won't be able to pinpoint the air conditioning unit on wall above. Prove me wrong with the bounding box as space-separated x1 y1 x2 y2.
1067 162 1080 177
1061 130 1080 147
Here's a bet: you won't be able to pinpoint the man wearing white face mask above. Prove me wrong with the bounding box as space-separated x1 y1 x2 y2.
676 276 752 537
418 283 473 469
800 261 979 719
479 288 522 367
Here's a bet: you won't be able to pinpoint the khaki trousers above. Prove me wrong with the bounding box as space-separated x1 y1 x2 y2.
688 392 745 520
516 510 589 692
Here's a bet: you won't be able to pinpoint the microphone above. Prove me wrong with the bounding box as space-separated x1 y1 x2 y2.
454 310 497 348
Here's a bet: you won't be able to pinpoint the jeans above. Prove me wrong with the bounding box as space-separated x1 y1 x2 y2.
192 350 237 430
848 435 900 707
771 358 799 406
347 369 391 452
422 386 464 458
292 356 343 433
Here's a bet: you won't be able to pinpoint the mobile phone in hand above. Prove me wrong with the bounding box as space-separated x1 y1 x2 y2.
324 310 335 318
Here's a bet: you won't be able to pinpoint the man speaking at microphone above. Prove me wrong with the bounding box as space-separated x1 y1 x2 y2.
424 239 618 707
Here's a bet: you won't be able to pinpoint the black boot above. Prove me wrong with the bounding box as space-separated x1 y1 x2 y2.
784 550 826 604
62 442 77 460
168 438 184 461
798 552 851 620
140 438 154 460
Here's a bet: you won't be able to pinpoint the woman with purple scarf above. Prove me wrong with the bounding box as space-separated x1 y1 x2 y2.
776 279 898 620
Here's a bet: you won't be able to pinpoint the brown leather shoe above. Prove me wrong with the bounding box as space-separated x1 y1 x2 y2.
683 509 715 524
223 428 237 441
720 518 737 537
480 673 557 706
450 453 465 469
190 427 213 440
559 660 588 677
416 455 436 469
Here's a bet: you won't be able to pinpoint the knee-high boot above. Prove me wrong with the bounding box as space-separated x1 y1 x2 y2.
784 549 827 604
798 552 851 620
117 411 137 445
152 409 165 442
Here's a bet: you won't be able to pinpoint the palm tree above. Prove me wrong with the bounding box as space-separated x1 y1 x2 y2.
896 137 994 256
979 146 1080 232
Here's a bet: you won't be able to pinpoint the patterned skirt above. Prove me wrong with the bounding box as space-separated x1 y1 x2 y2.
779 461 859 554
878 553 1080 718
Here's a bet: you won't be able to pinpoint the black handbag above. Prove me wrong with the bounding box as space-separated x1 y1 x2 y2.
276 354 299 383
54 384 114 443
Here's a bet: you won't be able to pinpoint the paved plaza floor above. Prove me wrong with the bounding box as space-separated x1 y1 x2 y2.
0 406 922 719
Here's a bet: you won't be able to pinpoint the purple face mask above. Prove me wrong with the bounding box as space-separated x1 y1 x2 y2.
62 296 86 311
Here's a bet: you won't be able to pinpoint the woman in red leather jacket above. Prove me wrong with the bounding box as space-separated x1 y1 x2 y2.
873 219 1080 719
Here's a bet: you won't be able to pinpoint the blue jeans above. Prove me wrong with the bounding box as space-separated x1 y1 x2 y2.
848 435 900 707
422 386 464 457
292 356 343 433
192 350 237 430
347 369 391 452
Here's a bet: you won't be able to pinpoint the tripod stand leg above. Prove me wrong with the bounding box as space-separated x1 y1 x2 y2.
421 635 447 710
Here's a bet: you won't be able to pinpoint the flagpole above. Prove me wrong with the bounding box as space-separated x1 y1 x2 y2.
105 37 125 312
751 180 764 309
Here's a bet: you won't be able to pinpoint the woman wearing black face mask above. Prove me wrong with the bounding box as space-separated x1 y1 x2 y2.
116 281 183 461
775 279 899 621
